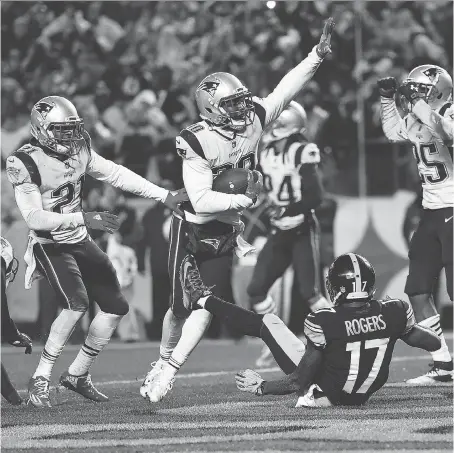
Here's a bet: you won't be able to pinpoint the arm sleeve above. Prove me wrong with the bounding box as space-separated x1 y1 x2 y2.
1 262 20 343
179 135 250 214
380 97 409 142
87 150 169 202
400 299 416 336
260 47 323 127
6 155 84 231
182 156 245 214
262 341 324 395
303 312 327 350
412 100 453 141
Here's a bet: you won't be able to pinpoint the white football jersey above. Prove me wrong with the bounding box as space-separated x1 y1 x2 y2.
259 134 320 207
176 47 324 225
381 100 453 209
6 139 91 243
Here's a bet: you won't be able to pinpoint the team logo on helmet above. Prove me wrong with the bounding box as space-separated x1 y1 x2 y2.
198 81 220 97
34 102 54 119
422 67 441 83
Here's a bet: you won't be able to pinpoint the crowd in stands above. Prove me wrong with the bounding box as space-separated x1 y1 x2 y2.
2 0 451 340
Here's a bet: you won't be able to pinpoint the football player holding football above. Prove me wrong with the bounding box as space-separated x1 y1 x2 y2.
250 101 330 366
140 18 336 403
181 253 441 406
378 65 453 384
1 237 33 405
6 96 188 407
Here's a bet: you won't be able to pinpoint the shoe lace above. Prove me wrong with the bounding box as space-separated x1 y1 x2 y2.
187 269 211 294
34 378 49 397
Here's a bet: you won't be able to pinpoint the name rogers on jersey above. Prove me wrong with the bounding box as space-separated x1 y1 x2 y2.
345 315 387 336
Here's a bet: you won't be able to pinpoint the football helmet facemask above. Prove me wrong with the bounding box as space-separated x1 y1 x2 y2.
195 72 255 131
326 253 376 305
267 101 307 141
400 65 452 113
30 96 85 156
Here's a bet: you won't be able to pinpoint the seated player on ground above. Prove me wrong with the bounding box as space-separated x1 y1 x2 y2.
1 237 33 405
180 252 441 407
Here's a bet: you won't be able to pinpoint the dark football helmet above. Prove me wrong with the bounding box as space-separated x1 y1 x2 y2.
326 253 376 305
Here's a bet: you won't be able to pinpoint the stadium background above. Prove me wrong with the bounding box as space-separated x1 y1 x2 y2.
1 0 453 342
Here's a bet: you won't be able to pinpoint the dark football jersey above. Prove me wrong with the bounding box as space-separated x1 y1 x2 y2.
304 298 415 405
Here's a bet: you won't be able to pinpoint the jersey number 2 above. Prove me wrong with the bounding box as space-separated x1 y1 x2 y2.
343 338 390 394
52 175 85 214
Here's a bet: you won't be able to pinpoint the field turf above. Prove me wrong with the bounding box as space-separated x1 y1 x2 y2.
2 336 453 452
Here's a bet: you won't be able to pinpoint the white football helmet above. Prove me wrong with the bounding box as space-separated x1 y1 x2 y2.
267 101 307 141
401 65 452 112
30 96 85 156
195 72 255 131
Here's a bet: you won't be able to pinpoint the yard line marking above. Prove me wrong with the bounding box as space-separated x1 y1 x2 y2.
16 355 452 394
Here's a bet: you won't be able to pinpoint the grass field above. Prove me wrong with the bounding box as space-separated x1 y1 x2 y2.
2 336 453 452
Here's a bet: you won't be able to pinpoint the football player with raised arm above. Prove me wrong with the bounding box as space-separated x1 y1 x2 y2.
6 96 188 407
140 19 336 403
180 253 441 407
1 237 33 405
250 101 330 366
378 65 453 384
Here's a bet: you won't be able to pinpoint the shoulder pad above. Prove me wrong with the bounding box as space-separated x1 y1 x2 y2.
82 130 92 151
177 129 206 160
6 152 41 187
303 312 327 349
186 123 205 134
252 97 266 129
439 103 453 118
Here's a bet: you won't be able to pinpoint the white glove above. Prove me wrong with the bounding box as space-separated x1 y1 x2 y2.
235 369 265 395
231 194 254 211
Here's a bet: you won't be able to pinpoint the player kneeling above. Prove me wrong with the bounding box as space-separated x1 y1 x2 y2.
179 253 441 406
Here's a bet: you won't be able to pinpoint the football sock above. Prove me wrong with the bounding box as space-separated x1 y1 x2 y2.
419 314 452 363
158 309 185 364
202 295 263 337
169 309 213 374
68 311 122 376
33 309 84 379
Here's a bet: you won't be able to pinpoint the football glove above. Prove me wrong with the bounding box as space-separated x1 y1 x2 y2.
377 77 397 98
163 188 189 217
398 81 425 105
264 202 286 221
83 211 120 234
235 369 265 395
245 170 263 204
316 17 335 58
10 332 32 354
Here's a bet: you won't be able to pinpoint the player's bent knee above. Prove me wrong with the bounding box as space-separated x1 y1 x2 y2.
105 297 129 316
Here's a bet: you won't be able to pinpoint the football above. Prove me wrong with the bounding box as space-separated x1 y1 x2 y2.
212 168 250 195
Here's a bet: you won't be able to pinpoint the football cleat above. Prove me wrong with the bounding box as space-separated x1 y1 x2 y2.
255 345 275 368
27 376 51 408
148 368 175 403
59 371 109 402
140 361 164 399
406 361 454 385
180 255 213 310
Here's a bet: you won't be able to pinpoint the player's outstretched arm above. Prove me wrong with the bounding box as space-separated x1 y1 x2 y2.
260 18 335 127
87 150 188 217
378 77 409 142
259 341 323 396
401 325 441 352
